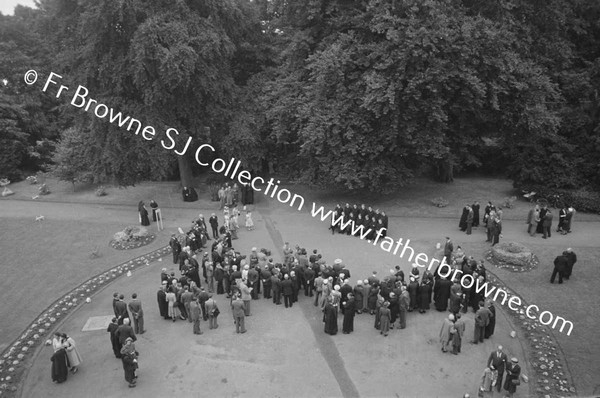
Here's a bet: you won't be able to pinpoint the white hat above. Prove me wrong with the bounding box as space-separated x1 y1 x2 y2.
334 259 342 264
323 279 329 284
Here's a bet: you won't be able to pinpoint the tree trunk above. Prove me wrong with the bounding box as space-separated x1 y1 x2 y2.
177 153 194 189
437 157 454 183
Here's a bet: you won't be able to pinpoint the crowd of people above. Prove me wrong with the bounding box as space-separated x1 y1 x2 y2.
329 203 389 238
54 194 571 393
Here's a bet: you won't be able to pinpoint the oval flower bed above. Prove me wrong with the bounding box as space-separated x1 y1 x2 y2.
109 226 156 250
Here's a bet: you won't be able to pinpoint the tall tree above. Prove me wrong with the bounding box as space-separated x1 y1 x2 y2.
41 0 263 187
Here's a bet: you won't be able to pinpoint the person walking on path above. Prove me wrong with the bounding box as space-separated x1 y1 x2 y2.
551 253 568 284
128 293 145 334
231 295 247 333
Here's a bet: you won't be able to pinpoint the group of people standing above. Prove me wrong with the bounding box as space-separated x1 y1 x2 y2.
218 182 254 209
479 345 522 397
329 203 389 239
458 201 503 245
527 203 575 239
137 200 160 227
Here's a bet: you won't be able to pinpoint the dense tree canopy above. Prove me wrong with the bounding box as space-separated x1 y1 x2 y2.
1 0 599 193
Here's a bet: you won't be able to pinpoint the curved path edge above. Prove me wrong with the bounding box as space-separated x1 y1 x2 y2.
0 245 172 397
483 267 577 397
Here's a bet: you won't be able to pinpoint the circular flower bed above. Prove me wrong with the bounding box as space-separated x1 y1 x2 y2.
486 241 538 272
110 226 155 250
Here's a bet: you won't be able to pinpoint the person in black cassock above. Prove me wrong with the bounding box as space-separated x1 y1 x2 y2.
323 297 338 335
138 201 150 226
459 205 469 231
51 347 69 383
472 201 480 227
342 293 356 334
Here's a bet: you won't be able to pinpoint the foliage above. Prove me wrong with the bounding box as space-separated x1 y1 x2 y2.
0 9 61 180
518 184 600 214
51 127 94 185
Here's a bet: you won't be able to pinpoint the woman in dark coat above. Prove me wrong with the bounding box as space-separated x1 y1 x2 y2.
459 205 469 231
51 347 69 383
342 294 356 334
503 358 521 397
323 298 338 335
367 284 379 315
418 278 432 313
138 201 150 226
484 301 496 338
378 301 391 336
472 201 480 227
407 277 419 312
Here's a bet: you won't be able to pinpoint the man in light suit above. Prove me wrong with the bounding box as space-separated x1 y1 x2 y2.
231 295 246 333
487 345 508 392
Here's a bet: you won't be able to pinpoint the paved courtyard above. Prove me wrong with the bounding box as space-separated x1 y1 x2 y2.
1 184 599 397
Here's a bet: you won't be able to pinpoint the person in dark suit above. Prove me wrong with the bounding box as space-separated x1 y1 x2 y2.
484 301 496 339
563 248 577 279
487 345 508 392
472 302 491 344
271 273 282 305
434 277 451 311
459 205 469 231
443 237 454 267
551 253 568 284
107 317 121 358
116 318 137 346
127 293 145 334
281 274 294 308
114 294 129 325
542 209 553 239
209 214 219 239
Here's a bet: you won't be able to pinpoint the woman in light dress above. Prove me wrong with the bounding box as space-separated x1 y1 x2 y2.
245 211 254 230
61 333 83 373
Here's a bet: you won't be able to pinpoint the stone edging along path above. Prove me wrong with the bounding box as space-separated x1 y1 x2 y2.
0 245 172 397
0 246 576 398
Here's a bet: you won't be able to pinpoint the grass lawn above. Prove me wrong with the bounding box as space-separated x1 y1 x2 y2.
0 216 169 352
